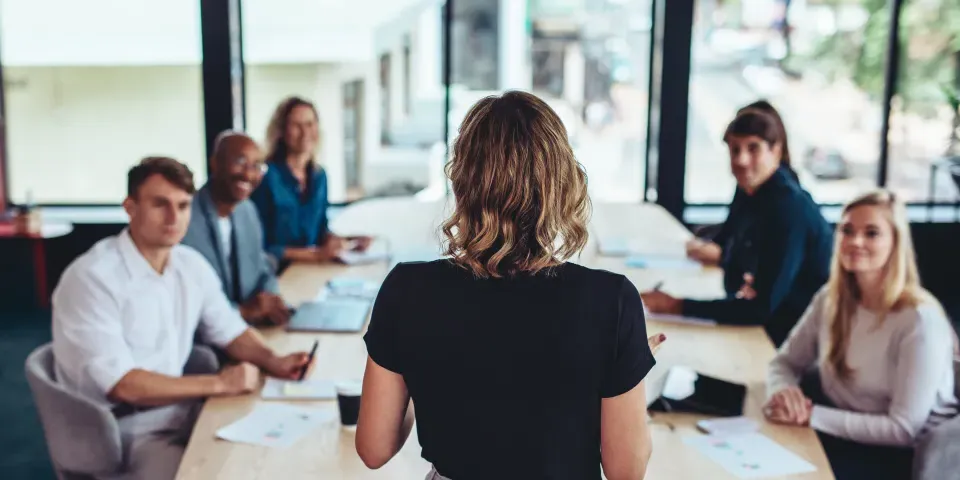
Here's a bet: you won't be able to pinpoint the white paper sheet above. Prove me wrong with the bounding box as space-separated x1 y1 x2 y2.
696 417 761 435
326 277 381 300
626 255 702 270
683 433 817 479
337 250 391 266
598 237 631 256
261 378 337 400
216 403 335 449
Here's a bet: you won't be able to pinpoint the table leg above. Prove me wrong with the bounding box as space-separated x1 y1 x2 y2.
32 239 49 309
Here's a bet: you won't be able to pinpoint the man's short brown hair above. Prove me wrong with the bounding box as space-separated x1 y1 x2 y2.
127 157 196 198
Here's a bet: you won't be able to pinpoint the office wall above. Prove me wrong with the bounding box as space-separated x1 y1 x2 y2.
3 63 432 204
4 66 206 203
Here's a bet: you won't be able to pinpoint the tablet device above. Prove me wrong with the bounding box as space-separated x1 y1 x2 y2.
651 365 746 417
287 298 372 333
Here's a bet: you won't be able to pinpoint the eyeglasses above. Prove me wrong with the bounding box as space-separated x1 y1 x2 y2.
231 156 268 174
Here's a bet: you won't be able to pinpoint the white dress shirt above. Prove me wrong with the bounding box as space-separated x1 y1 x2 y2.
52 228 249 410
217 215 233 260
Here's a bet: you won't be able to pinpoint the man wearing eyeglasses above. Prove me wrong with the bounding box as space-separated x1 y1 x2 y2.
182 131 291 326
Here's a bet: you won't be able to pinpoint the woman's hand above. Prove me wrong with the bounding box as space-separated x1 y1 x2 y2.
685 239 722 265
648 333 666 355
763 386 813 426
347 236 373 252
735 273 757 300
640 290 682 315
315 235 346 262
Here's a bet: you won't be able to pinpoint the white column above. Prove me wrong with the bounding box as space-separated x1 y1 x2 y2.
563 42 585 110
313 64 346 202
415 3 443 98
390 42 405 125
498 0 531 91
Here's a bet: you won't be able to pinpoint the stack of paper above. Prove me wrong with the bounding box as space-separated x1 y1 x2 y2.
682 433 816 479
261 378 337 400
216 403 335 449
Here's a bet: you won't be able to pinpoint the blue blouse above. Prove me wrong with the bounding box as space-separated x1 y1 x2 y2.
250 161 330 260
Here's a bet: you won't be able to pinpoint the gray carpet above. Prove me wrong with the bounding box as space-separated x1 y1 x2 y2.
0 309 56 480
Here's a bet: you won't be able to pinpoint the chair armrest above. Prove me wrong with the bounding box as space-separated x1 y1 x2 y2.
184 345 220 375
914 415 960 480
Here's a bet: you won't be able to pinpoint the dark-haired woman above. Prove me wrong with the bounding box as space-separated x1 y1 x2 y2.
355 91 662 480
642 106 833 347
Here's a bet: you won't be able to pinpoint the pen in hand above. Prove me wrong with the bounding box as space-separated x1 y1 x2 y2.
652 281 664 291
299 340 319 382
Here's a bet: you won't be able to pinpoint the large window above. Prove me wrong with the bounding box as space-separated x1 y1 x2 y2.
448 0 653 202
686 0 886 204
888 0 960 202
242 0 447 203
1 0 954 211
1 0 206 204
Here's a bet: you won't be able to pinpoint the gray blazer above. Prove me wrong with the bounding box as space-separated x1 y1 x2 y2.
181 183 279 305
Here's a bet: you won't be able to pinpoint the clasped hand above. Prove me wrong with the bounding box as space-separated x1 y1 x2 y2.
763 386 813 426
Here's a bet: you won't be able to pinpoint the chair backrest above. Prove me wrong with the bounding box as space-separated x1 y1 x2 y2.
24 344 123 476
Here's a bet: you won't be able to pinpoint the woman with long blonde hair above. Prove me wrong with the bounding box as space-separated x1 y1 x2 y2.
250 96 372 268
765 190 958 479
356 91 660 480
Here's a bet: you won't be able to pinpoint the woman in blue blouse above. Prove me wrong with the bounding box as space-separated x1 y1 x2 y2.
641 104 833 346
251 96 372 265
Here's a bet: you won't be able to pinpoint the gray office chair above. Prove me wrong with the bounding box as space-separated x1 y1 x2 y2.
25 343 220 480
913 358 960 480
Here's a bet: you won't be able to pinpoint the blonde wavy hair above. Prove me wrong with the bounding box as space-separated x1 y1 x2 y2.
264 96 321 162
825 189 941 380
441 91 591 278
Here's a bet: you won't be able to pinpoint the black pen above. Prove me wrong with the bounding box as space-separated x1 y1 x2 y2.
299 340 319 382
653 281 664 291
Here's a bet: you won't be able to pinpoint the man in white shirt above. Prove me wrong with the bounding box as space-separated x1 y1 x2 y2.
52 157 313 480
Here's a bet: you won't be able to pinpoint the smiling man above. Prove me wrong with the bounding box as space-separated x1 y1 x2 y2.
182 131 290 326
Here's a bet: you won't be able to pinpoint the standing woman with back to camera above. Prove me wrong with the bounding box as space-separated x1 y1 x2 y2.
354 91 663 480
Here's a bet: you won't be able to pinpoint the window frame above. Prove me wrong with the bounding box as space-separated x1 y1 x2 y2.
1 0 956 219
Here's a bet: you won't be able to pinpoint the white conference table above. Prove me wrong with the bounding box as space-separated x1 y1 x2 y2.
175 199 833 480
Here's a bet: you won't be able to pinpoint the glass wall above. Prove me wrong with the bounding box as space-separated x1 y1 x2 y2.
241 0 448 203
685 0 886 205
448 0 653 202
887 0 960 202
0 0 955 211
1 0 205 204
